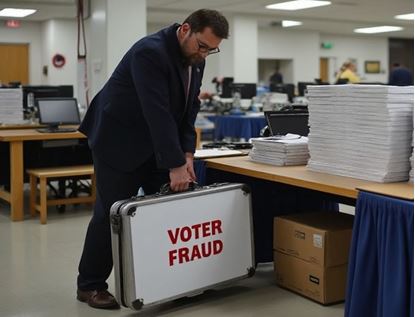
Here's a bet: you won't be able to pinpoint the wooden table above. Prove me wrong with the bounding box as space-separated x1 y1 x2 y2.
0 128 86 221
0 123 43 130
206 156 413 200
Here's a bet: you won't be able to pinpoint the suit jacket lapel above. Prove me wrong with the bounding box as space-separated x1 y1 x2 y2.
164 23 188 103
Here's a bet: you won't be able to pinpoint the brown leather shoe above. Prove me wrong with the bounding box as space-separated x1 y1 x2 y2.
77 289 120 309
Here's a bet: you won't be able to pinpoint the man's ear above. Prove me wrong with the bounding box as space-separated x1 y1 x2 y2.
181 23 191 35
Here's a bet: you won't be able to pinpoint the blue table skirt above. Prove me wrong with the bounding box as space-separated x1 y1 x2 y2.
345 191 414 317
208 115 267 141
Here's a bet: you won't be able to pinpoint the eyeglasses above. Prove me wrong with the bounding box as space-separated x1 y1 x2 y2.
195 36 220 55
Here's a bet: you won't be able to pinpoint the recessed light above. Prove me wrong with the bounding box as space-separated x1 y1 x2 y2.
0 8 36 18
354 26 403 34
266 0 331 11
394 13 414 20
282 20 303 27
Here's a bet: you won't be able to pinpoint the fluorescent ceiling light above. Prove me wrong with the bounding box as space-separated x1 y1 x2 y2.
0 8 36 18
266 0 331 11
394 13 414 20
282 20 303 27
354 26 403 34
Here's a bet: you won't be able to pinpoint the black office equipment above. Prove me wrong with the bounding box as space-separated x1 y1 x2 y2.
220 77 234 98
36 97 80 133
230 83 257 99
269 83 295 102
335 78 349 85
203 141 252 150
297 82 316 96
264 110 309 136
22 85 74 110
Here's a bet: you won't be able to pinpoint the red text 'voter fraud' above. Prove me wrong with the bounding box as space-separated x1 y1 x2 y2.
168 220 223 266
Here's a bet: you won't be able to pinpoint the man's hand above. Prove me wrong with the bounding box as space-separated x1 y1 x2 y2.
169 163 192 192
185 152 196 182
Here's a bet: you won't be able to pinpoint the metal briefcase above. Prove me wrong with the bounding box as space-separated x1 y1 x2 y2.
110 182 255 310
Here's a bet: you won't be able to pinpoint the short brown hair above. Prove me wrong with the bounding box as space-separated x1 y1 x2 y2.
183 9 229 39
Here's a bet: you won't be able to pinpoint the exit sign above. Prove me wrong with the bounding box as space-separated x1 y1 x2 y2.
5 20 21 28
321 42 333 49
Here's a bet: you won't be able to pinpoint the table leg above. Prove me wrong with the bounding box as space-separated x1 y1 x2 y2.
10 141 24 221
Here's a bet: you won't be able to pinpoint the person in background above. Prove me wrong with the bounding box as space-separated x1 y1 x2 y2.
76 9 229 310
388 62 413 86
335 61 360 84
269 67 283 84
211 76 224 94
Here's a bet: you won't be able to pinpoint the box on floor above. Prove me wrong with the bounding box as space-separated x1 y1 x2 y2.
273 212 354 304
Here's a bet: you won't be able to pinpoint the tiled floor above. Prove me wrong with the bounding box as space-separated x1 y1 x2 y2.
0 194 345 317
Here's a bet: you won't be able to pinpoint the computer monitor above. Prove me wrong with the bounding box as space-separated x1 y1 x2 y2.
264 110 309 136
297 82 316 97
22 85 74 109
220 77 234 98
230 83 257 99
269 83 295 102
36 98 80 133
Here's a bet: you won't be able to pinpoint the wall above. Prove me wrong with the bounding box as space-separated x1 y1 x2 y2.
0 21 42 84
258 28 320 85
148 22 390 90
106 0 146 77
87 0 147 99
233 16 258 83
41 20 78 93
320 34 388 83
88 0 107 97
0 16 395 99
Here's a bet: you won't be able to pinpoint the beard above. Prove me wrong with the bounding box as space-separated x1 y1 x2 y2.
183 53 204 66
181 37 204 66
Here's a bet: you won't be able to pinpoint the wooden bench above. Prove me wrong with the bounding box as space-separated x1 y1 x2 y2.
27 165 96 224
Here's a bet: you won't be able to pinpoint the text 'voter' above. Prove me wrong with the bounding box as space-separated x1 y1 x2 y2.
167 219 223 266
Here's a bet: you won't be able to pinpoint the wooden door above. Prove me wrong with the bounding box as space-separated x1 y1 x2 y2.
0 44 29 85
319 58 329 83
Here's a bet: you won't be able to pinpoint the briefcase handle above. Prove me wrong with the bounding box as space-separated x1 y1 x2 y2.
158 181 199 196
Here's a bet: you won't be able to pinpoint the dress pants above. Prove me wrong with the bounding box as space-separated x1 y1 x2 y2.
77 153 169 291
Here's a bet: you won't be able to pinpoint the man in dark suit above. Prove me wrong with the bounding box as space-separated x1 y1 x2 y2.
76 9 229 309
388 62 413 86
269 68 283 84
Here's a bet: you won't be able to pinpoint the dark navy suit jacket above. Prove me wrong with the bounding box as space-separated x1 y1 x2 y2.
388 67 413 86
79 24 204 172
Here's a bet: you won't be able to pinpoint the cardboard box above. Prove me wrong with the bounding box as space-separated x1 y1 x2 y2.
273 212 354 267
274 251 348 304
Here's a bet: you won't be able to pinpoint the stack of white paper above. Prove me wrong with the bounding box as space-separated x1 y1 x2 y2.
249 134 309 166
410 132 414 183
307 85 414 182
0 88 24 124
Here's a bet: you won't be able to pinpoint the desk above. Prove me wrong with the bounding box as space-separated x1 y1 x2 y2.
0 128 86 221
206 156 413 316
0 124 43 130
357 182 414 200
205 156 378 199
208 115 266 141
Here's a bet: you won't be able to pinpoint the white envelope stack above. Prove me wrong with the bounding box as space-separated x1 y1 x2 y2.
0 88 24 124
306 85 414 182
249 134 309 166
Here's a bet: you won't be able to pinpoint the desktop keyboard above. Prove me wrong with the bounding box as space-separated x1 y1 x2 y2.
36 128 77 133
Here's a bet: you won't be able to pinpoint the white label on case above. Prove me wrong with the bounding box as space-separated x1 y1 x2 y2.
313 234 323 248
